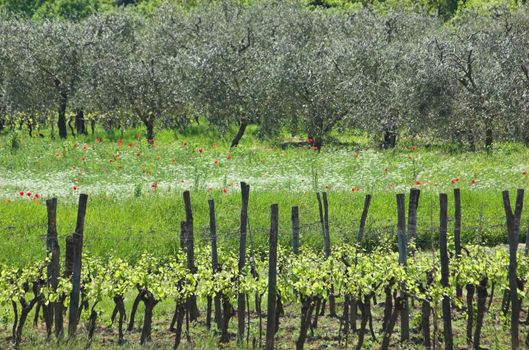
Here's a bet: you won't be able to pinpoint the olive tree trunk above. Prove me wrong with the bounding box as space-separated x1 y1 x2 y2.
231 121 248 148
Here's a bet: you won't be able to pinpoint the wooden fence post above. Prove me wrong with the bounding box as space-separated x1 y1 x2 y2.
68 193 88 339
208 199 222 330
64 237 74 277
525 218 529 257
453 188 462 299
348 194 372 334
292 206 300 255
67 234 82 339
75 194 88 247
322 192 331 257
396 194 407 265
183 191 199 321
265 204 279 350
316 191 330 315
396 193 408 342
322 192 335 317
407 188 420 242
316 193 327 255
57 235 75 340
238 182 250 342
169 220 189 334
180 221 187 253
356 194 372 244
503 189 524 350
46 198 60 339
439 193 453 350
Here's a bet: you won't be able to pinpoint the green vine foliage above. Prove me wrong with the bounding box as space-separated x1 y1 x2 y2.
0 243 526 345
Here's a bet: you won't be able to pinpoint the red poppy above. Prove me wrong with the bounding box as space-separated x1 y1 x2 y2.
34 193 40 199
81 157 86 161
109 159 113 163
198 148 204 154
214 160 219 166
223 188 228 193
148 138 154 144
351 187 360 192
411 146 417 151
451 177 460 184
26 191 31 197
113 154 119 159
136 152 140 157
471 178 477 185
307 138 314 143
18 191 24 196
415 181 424 185
83 144 88 150
117 139 123 147
96 137 101 143
311 146 318 151
226 154 233 160
72 186 78 191
171 159 176 164
128 143 134 148
150 183 157 189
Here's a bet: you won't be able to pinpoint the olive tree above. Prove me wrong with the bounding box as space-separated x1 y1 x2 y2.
82 11 190 143
189 2 288 147
77 13 140 134
503 7 529 145
425 9 526 150
350 9 440 148
1 19 93 138
0 20 7 132
0 20 55 136
408 28 458 143
276 8 359 150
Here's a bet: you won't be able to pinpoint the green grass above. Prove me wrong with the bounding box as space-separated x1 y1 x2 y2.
0 189 516 266
0 125 525 349
1 127 529 264
2 127 529 199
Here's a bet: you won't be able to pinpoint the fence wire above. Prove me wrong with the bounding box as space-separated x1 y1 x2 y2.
0 217 513 247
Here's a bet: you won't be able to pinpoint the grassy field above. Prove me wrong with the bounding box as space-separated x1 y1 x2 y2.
2 127 529 199
1 127 529 264
1 127 528 349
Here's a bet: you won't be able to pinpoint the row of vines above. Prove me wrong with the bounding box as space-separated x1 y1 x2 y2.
1 187 529 349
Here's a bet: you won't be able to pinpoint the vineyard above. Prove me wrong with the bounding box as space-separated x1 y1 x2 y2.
2 0 529 348
2 186 529 349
